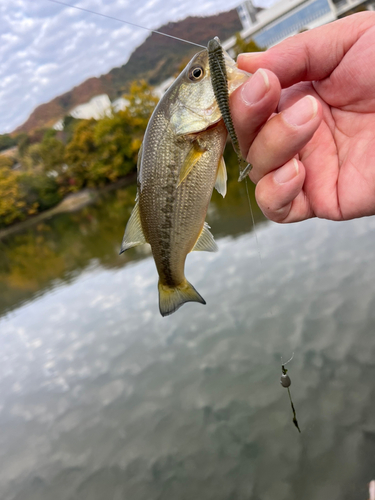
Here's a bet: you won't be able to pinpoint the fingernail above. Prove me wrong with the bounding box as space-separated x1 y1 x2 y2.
237 53 263 64
283 95 318 126
274 158 299 184
241 69 269 105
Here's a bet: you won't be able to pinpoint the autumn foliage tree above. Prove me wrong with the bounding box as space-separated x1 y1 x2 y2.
0 80 158 227
64 80 158 190
0 157 25 227
64 119 97 191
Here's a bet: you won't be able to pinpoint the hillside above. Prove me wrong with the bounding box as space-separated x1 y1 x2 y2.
15 9 242 134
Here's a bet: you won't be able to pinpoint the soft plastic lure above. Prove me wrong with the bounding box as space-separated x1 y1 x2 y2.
207 36 252 181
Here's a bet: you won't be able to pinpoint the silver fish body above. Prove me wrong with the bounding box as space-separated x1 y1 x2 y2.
140 118 227 293
121 46 249 316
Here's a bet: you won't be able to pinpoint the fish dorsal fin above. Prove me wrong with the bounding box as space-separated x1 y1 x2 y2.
192 222 218 252
119 200 147 254
178 141 206 186
215 156 227 198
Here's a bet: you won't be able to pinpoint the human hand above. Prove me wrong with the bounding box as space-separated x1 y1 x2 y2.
231 12 375 222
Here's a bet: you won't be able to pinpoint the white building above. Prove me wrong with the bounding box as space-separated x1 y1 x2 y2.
231 0 375 51
112 97 130 113
237 1 259 30
53 118 64 131
53 94 131 130
70 94 112 120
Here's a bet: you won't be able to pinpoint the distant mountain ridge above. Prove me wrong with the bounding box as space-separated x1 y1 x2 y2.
15 9 242 134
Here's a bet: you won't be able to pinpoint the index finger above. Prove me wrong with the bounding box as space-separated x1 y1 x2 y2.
230 68 281 158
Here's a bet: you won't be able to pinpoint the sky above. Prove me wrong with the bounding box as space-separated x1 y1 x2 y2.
0 0 275 134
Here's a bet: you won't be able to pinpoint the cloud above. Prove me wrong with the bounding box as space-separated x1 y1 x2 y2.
0 0 247 133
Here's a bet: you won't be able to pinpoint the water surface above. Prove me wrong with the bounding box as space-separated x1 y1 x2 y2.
0 165 375 500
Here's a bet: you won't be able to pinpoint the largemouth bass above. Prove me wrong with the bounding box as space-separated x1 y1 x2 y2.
120 45 249 316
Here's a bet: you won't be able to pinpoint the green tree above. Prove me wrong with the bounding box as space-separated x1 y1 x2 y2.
25 142 43 169
16 133 30 158
0 134 16 152
91 111 138 185
62 115 80 143
18 172 62 212
11 129 65 215
64 119 97 191
123 80 159 125
38 133 66 172
232 33 263 58
21 129 65 170
0 157 25 227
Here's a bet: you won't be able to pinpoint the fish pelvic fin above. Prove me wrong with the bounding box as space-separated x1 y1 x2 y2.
158 279 206 317
214 156 227 198
119 200 147 254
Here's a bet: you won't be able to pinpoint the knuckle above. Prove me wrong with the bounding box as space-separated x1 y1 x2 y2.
256 183 292 222
255 182 269 208
272 206 292 223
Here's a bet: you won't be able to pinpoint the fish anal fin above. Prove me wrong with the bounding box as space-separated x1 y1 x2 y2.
215 156 227 198
192 222 218 252
119 200 146 254
158 279 206 317
178 142 206 186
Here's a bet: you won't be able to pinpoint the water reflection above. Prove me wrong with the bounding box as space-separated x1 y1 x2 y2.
0 153 265 318
0 157 375 500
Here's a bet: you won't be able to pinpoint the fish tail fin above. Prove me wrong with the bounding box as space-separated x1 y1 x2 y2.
158 279 206 317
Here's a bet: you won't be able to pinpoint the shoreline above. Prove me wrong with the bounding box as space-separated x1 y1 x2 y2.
0 172 136 240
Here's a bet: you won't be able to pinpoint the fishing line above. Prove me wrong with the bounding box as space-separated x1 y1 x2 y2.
46 0 206 49
245 177 262 264
244 176 275 320
42 2 298 427
246 173 300 431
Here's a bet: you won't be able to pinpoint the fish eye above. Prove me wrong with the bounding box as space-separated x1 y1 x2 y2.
189 65 204 82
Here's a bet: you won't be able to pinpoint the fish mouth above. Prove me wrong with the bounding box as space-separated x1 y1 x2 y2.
204 119 225 132
179 119 226 144
176 116 224 137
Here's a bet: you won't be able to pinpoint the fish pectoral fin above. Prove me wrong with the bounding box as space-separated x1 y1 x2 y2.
119 200 147 254
192 222 218 252
158 279 206 317
215 156 227 198
177 142 206 187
